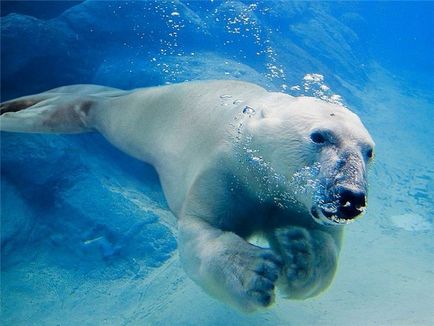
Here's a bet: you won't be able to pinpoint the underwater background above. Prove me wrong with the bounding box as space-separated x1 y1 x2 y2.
1 1 433 325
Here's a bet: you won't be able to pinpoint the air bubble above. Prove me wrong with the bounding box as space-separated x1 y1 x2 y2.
242 105 256 116
220 94 232 99
252 156 262 163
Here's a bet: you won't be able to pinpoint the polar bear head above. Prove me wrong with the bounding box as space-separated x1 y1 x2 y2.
242 93 375 225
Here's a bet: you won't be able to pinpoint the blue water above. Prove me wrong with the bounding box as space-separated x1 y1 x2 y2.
1 1 433 325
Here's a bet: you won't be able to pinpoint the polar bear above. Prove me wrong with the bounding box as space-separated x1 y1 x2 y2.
0 80 374 312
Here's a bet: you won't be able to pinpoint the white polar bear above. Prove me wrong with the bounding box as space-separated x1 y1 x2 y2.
0 80 374 312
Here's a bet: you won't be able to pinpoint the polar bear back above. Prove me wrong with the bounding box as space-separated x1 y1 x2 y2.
93 80 269 214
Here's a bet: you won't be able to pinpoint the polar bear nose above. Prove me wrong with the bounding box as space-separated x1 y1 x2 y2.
336 187 366 219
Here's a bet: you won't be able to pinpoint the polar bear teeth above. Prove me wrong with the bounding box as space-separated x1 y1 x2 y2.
342 201 351 208
322 206 337 214
329 214 355 225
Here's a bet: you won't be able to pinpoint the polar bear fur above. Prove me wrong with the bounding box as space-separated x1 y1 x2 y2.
0 80 374 312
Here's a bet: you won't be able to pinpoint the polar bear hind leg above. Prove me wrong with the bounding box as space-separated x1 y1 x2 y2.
0 85 125 134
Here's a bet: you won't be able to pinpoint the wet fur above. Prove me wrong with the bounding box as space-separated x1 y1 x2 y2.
0 81 373 312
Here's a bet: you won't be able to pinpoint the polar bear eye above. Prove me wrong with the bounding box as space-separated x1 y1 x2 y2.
310 131 326 144
367 148 374 159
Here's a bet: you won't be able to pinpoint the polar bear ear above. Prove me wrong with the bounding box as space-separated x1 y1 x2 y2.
259 92 292 119
259 106 273 119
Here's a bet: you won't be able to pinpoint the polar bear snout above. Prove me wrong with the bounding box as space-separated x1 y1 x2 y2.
314 184 367 225
334 186 366 219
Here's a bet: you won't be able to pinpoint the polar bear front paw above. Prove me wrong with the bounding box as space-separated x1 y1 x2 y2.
273 226 338 299
242 250 283 307
208 242 283 311
274 227 316 296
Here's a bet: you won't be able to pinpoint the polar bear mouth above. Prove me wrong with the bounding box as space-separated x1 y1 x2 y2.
309 182 367 225
310 205 363 225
